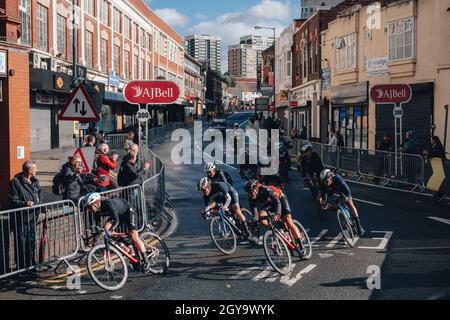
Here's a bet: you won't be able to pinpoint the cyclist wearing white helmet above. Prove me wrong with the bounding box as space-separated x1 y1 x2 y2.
198 177 256 243
300 144 324 198
317 170 365 235
204 162 234 186
82 192 151 271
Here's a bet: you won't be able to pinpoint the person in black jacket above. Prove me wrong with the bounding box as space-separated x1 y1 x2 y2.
300 144 324 199
61 154 95 203
9 161 42 270
423 136 446 159
117 144 151 187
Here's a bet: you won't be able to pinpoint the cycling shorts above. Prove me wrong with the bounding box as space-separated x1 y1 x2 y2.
257 195 292 217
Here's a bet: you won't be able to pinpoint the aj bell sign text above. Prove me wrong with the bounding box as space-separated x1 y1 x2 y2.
123 81 180 105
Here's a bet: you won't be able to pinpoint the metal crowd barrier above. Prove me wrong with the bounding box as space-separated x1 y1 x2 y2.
286 137 426 192
0 200 78 279
106 133 128 150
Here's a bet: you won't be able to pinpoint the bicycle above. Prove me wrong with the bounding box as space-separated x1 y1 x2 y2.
260 211 312 275
326 194 359 247
86 224 170 291
203 204 255 255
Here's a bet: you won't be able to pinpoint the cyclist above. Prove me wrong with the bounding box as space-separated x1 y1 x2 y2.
317 169 365 235
300 144 324 199
82 192 151 271
204 163 234 186
244 180 305 252
198 177 257 243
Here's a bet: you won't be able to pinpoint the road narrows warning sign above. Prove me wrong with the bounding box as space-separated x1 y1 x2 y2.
58 84 100 122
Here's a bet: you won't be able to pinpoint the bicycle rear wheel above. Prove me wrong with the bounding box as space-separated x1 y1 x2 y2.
241 208 259 238
209 216 237 255
140 231 170 274
337 209 356 247
293 220 312 260
87 244 128 291
263 230 292 275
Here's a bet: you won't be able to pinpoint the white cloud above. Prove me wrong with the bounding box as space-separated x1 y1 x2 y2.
154 8 189 27
195 13 207 20
187 0 296 73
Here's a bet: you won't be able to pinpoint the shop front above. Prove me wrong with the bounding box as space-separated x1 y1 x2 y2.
290 82 318 140
331 82 369 149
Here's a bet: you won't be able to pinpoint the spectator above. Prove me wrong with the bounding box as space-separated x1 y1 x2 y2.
336 131 345 147
90 127 105 149
401 131 419 154
376 133 393 183
61 154 95 203
84 135 96 147
329 130 338 146
118 144 151 187
378 133 393 152
300 126 308 140
124 131 135 153
291 128 300 140
9 161 42 271
423 136 445 159
95 143 118 192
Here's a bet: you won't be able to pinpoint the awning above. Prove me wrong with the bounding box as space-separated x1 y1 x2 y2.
104 91 126 103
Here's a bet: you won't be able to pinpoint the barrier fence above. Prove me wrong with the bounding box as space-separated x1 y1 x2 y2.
289 138 426 192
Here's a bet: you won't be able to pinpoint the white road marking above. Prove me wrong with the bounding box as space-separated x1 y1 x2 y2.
428 216 450 226
353 198 384 207
110 295 123 299
77 290 87 294
358 231 393 250
265 273 279 283
311 229 328 247
50 285 62 290
230 266 261 280
195 144 237 171
326 234 344 248
280 264 317 287
318 253 334 259
252 266 273 282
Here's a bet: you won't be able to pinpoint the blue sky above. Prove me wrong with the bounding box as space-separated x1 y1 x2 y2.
145 0 300 72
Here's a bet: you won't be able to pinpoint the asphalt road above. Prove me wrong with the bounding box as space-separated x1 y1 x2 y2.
1 120 450 300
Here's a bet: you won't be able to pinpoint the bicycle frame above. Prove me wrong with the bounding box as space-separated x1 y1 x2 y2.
103 232 140 265
216 207 242 236
263 214 296 251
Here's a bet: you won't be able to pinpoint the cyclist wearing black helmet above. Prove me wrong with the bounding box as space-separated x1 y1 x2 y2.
82 192 151 271
300 144 324 199
244 180 305 251
198 177 256 243
204 162 234 186
317 169 365 235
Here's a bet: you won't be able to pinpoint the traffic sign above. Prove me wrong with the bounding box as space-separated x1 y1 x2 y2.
123 81 180 105
59 147 95 174
136 109 151 122
393 107 403 119
58 84 100 121
370 84 412 104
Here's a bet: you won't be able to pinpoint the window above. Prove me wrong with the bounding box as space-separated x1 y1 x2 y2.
68 24 73 59
101 38 108 72
86 0 95 16
86 31 93 68
286 51 292 77
154 66 158 79
147 33 152 51
37 4 48 52
336 33 357 71
389 17 415 61
19 0 32 46
133 54 138 79
140 58 145 79
134 24 138 43
113 8 121 33
114 45 120 75
123 16 130 38
147 61 151 79
100 0 109 26
124 51 130 79
140 28 145 48
57 15 66 57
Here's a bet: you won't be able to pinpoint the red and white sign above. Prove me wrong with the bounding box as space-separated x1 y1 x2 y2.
59 147 95 174
370 84 412 104
290 101 298 107
73 148 90 174
58 84 100 121
123 81 180 105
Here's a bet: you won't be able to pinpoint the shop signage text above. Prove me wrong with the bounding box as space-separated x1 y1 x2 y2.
123 81 180 105
370 84 412 104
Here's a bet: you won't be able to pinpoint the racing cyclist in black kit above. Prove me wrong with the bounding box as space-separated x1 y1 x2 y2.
82 192 151 271
204 162 234 186
198 177 257 243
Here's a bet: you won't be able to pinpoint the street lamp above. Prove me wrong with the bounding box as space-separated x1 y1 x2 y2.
255 26 276 115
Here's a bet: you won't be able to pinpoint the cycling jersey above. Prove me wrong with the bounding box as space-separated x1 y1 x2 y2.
301 152 324 180
249 185 292 217
203 182 239 208
319 174 352 203
210 169 234 186
94 198 137 231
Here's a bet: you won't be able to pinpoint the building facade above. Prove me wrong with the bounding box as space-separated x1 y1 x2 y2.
228 44 258 79
184 52 204 117
300 0 345 19
185 34 222 72
321 0 450 152
18 0 185 152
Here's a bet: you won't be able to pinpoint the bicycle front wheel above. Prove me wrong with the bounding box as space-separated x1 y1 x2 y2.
293 220 312 260
337 209 356 247
263 230 292 275
209 216 237 255
140 231 170 274
87 244 128 291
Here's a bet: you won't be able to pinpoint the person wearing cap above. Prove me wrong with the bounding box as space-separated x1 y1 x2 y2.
300 144 324 199
317 169 365 235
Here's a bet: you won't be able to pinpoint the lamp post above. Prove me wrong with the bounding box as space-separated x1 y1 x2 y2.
255 26 276 116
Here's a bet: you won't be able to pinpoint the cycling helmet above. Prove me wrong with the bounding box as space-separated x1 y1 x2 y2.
234 123 240 128
301 144 313 153
204 162 216 172
198 177 211 190
244 180 259 193
320 169 333 182
82 192 101 207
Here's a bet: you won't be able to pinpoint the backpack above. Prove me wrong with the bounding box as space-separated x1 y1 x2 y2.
52 171 65 195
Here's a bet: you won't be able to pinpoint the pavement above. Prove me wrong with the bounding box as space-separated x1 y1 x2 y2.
1 120 450 300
